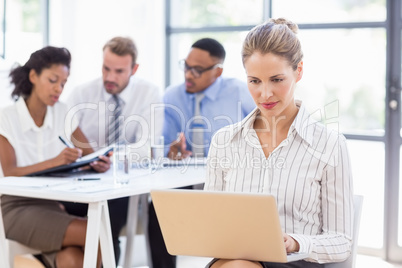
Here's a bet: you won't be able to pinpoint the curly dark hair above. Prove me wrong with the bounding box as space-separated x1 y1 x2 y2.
9 46 71 100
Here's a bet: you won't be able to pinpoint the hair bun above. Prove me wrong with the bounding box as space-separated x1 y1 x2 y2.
271 18 299 34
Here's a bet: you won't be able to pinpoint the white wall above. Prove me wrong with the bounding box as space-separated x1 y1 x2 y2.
49 0 165 101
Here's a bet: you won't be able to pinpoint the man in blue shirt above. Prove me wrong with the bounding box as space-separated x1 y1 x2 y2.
149 38 255 268
163 38 255 159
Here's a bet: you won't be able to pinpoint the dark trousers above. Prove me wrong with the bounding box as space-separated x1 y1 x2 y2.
148 201 177 268
61 197 129 265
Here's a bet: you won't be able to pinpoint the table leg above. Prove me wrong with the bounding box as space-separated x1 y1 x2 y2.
0 195 11 268
99 200 116 267
84 201 115 268
123 195 139 268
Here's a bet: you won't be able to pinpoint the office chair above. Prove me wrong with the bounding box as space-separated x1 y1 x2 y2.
324 195 364 268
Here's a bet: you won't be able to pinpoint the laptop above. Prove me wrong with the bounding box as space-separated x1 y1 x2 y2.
150 189 309 263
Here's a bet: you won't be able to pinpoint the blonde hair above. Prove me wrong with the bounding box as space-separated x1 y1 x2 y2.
103 36 138 67
242 18 303 70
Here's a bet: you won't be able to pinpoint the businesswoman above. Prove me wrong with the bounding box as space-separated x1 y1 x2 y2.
0 46 109 268
204 18 353 268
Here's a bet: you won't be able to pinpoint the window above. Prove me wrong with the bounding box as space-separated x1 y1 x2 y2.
5 0 45 64
296 28 385 134
0 0 47 108
169 0 264 27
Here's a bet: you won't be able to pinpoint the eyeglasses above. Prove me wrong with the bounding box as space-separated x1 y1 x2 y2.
178 59 223 78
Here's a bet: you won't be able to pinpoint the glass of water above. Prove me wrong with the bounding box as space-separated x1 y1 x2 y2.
113 143 131 184
150 136 165 171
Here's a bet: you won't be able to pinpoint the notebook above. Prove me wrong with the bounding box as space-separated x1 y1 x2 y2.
26 146 113 177
150 189 309 263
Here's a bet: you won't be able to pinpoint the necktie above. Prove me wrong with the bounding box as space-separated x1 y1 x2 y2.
108 95 122 145
192 93 205 158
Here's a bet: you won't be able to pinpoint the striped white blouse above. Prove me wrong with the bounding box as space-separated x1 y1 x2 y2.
204 101 354 264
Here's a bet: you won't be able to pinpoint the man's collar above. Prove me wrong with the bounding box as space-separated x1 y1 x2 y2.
103 76 134 104
202 77 221 101
186 77 222 100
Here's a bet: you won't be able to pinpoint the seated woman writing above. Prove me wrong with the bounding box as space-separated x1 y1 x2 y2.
0 46 110 268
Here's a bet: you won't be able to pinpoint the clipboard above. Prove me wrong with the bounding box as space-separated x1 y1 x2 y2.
27 146 113 177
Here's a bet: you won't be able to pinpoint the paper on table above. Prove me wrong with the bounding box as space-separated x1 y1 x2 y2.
0 177 113 193
0 176 71 188
50 181 114 193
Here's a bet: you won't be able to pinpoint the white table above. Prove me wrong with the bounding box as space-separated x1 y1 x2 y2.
0 165 206 268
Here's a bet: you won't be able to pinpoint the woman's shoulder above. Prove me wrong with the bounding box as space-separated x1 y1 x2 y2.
300 119 347 167
0 99 21 119
295 101 346 140
0 101 21 136
0 103 17 114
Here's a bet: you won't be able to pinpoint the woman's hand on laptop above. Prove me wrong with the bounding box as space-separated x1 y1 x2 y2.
284 233 300 253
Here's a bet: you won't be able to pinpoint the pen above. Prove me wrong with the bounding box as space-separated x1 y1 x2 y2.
59 136 73 148
75 178 101 181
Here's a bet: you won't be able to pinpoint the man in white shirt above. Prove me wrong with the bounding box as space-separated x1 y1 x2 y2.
68 37 162 151
66 36 163 264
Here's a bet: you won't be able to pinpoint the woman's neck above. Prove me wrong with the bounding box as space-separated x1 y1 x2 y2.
255 103 299 135
25 95 47 127
253 104 299 158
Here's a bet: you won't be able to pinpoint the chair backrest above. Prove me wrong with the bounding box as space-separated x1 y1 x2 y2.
324 195 364 268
